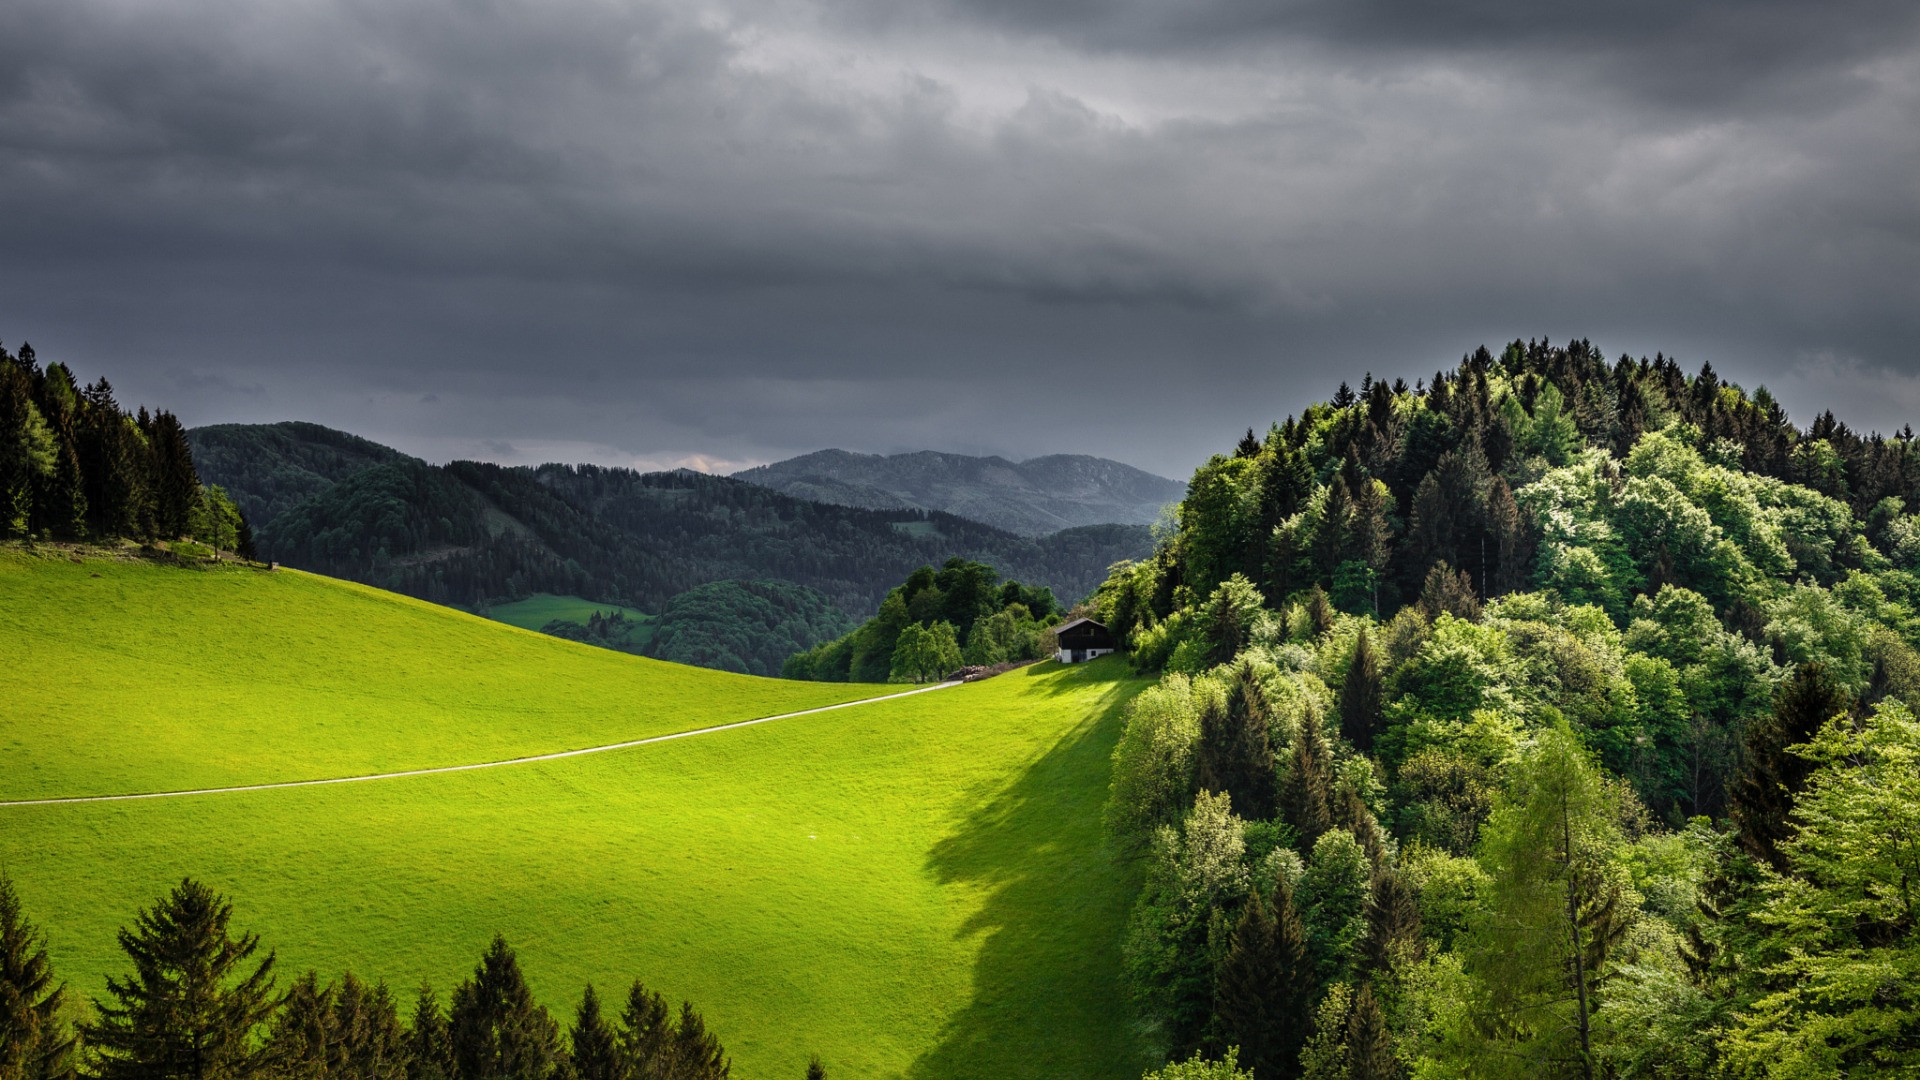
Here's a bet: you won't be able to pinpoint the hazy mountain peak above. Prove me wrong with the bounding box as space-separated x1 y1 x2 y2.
733 448 1184 535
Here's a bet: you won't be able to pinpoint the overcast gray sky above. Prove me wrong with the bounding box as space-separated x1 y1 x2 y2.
3 0 1917 479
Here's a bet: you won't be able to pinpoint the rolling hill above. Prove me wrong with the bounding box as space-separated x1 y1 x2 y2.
733 449 1185 536
0 549 1153 1078
187 424 1152 627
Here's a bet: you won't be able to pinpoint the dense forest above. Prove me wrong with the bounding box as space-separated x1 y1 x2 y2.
782 557 1064 682
1100 340 1920 1079
0 342 251 555
0 874 802 1080
188 423 1150 619
641 579 856 677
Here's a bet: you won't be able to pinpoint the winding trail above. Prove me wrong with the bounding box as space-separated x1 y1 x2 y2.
0 680 963 809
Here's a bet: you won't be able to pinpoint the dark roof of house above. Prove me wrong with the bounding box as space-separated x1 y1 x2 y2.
1054 617 1110 636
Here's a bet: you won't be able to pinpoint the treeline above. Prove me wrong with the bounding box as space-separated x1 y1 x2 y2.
1098 340 1920 1079
0 342 251 554
187 423 1149 618
0 875 843 1080
782 557 1062 682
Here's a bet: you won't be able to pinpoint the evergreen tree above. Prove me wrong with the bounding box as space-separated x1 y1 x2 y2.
1196 664 1277 820
0 367 54 538
567 986 625 1080
447 936 559 1080
1416 562 1479 622
1212 878 1311 1080
1282 708 1335 851
147 411 200 541
266 971 407 1080
803 1057 825 1080
616 982 671 1080
406 987 452 1080
1730 662 1848 872
1358 868 1421 977
1339 631 1382 753
663 1004 727 1080
1342 985 1396 1080
0 875 74 1080
1486 478 1530 597
85 879 278 1080
36 436 85 539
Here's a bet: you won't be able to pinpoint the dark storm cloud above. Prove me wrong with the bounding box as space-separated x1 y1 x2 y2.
1 0 1916 478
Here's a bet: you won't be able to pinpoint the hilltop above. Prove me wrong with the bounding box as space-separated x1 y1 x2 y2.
733 449 1184 536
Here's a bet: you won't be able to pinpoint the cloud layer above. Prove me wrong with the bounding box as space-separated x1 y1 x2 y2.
3 0 1916 477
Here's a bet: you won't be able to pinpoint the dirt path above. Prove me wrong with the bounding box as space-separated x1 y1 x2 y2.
0 681 962 808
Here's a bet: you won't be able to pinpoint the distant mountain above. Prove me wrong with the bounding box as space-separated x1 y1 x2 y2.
187 424 1151 639
732 449 1185 535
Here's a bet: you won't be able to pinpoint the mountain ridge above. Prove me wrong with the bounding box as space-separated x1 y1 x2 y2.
732 447 1184 535
186 422 1151 627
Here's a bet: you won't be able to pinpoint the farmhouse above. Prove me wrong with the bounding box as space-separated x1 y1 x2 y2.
1053 617 1116 664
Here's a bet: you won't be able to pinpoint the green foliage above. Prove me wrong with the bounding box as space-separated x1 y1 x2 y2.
84 879 279 1080
889 620 962 683
1723 702 1920 1078
1298 832 1371 989
792 557 1059 681
1108 675 1213 851
0 875 73 1080
1142 1048 1254 1080
644 579 854 677
1440 724 1634 1080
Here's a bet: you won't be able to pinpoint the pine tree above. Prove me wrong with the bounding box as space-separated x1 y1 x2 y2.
1730 662 1848 871
1282 708 1335 851
664 1004 728 1080
35 434 85 539
1358 868 1422 977
265 971 407 1080
616 982 671 1080
332 974 408 1080
1486 478 1530 597
84 879 278 1080
147 411 200 541
407 987 453 1080
1212 877 1312 1080
803 1057 825 1080
1416 562 1479 622
0 875 74 1080
1197 664 1277 820
1342 985 1397 1080
1339 631 1382 753
568 986 626 1080
448 935 560 1080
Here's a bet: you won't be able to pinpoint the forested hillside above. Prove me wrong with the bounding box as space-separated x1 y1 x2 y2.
1100 340 1920 1079
188 423 1151 617
735 448 1184 535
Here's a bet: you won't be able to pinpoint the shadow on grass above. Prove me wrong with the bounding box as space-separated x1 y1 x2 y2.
908 664 1152 1080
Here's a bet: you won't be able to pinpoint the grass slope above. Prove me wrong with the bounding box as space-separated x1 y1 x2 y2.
483 593 653 634
0 551 882 800
0 553 1153 1077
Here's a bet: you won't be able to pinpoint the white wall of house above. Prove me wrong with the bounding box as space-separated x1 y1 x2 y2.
1056 647 1114 664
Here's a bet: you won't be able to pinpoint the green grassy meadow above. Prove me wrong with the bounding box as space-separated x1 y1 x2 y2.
0 552 1152 1078
483 593 656 646
0 551 886 800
